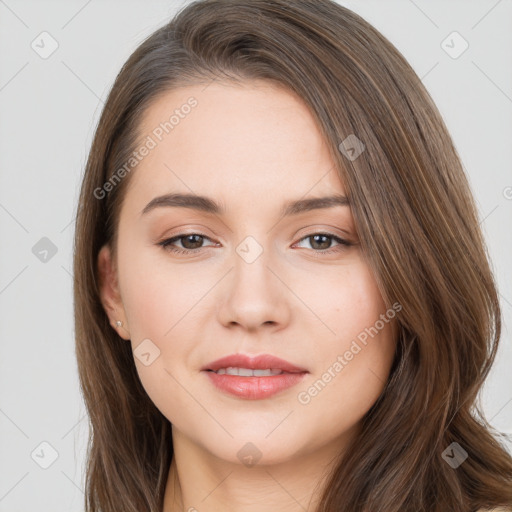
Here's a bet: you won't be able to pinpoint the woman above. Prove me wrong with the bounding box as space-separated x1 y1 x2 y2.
73 0 512 510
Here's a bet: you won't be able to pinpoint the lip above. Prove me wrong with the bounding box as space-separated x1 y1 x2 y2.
204 371 307 399
202 353 308 400
202 353 308 373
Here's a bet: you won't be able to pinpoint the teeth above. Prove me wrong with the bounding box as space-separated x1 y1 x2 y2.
215 367 284 376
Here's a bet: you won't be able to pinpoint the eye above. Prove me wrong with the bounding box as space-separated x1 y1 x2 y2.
293 233 352 255
157 233 216 255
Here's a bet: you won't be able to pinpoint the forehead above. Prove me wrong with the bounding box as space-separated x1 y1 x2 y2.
124 80 346 214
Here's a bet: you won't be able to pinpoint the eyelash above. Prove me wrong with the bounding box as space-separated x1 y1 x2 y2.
157 232 352 257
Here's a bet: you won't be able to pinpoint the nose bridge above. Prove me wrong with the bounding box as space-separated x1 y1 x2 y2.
232 233 275 295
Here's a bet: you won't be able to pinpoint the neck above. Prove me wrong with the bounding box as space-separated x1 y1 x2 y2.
162 425 358 512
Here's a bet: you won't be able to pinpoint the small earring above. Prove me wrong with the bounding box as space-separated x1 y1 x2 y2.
116 320 123 328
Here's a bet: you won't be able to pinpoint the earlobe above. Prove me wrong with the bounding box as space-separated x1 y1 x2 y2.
97 244 130 340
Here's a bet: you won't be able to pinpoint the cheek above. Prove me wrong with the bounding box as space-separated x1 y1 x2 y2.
294 259 387 344
295 261 395 413
329 263 395 374
116 240 214 397
118 258 167 338
116 232 185 339
115 244 192 421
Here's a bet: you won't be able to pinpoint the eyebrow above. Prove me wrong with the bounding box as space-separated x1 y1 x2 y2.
140 192 350 217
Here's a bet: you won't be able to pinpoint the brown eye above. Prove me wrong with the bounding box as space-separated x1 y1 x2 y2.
294 232 352 255
157 233 216 254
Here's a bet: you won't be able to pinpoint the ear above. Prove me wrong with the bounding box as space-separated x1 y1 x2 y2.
97 244 130 340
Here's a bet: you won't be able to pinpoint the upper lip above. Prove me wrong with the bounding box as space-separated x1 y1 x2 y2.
202 353 308 373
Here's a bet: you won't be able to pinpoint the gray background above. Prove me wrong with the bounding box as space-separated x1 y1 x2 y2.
0 0 511 510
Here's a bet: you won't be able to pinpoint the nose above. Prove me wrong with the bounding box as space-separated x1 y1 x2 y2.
216 244 291 333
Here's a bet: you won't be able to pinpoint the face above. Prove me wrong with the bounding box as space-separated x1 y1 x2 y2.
98 80 397 465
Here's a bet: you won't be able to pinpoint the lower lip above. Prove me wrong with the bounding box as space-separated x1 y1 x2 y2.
203 370 308 399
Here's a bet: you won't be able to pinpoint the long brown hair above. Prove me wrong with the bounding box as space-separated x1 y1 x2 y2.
73 1 512 510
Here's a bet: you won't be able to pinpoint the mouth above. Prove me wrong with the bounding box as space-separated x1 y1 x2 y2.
201 353 308 400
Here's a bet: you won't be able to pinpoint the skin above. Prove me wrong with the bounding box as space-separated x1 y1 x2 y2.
98 80 397 512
